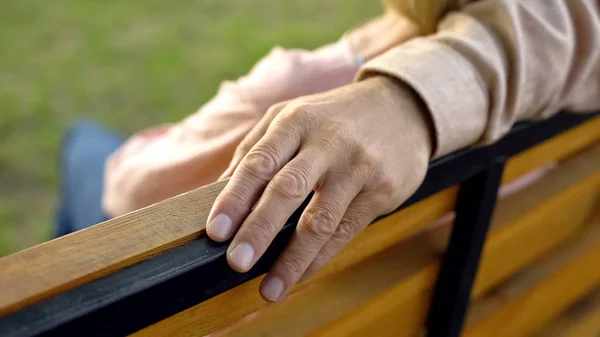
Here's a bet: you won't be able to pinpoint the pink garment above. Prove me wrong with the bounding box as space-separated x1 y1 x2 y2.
103 38 360 217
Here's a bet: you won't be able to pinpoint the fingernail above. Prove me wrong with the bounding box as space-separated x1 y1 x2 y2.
261 276 284 301
208 214 233 240
229 242 254 271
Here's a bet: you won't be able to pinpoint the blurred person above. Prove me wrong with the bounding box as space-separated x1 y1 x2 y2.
56 9 420 236
205 0 600 302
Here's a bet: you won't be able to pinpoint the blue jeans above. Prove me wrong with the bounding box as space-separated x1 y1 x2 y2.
56 121 123 237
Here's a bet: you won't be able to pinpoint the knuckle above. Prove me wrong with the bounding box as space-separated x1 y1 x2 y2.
280 103 315 130
311 122 354 157
241 147 279 179
374 174 401 200
408 162 428 188
369 188 402 215
268 167 310 201
350 150 381 179
248 215 277 243
369 169 424 215
380 202 400 215
278 254 306 276
218 186 245 208
286 103 311 121
353 147 380 168
326 121 351 143
380 177 398 196
334 219 358 243
267 101 287 117
299 207 338 240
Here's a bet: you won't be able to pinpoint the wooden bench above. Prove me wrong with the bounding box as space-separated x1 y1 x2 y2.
1 113 599 337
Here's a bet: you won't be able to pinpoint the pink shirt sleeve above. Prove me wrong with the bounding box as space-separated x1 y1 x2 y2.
103 38 360 216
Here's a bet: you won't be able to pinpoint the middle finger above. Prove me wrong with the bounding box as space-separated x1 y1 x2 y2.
226 146 331 272
259 175 361 301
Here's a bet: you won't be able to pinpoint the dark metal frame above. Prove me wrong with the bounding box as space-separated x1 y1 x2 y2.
1 113 597 337
426 160 505 336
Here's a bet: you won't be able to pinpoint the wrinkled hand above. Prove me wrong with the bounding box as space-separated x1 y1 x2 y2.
206 76 433 302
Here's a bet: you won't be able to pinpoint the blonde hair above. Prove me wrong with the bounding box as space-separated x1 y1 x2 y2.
384 0 471 34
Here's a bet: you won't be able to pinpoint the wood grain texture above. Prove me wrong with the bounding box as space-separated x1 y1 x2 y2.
215 233 439 337
535 288 600 337
129 275 266 337
131 188 458 337
2 117 598 322
132 124 600 337
426 144 600 295
464 213 600 337
502 116 600 184
0 180 227 317
310 149 600 337
196 145 600 337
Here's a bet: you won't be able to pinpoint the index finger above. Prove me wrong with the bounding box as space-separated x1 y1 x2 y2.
206 116 302 243
220 102 288 180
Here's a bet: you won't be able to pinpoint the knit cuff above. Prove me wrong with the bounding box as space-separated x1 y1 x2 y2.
357 38 488 158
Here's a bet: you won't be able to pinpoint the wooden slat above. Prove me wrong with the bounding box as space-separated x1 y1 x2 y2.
464 214 600 337
1 117 598 320
425 143 600 295
310 147 600 337
534 288 600 337
131 188 457 337
193 145 600 337
133 121 600 337
502 116 600 184
0 180 227 316
215 232 438 337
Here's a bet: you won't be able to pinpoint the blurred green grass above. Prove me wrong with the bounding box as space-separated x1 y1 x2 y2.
0 0 379 255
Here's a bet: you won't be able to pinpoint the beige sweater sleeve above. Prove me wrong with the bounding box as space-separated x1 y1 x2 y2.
359 0 600 158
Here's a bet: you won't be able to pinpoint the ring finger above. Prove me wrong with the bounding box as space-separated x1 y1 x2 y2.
259 175 362 301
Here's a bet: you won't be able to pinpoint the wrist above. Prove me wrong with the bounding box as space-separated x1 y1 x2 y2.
370 75 435 159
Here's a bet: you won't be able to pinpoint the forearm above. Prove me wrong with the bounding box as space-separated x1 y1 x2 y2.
358 0 600 158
